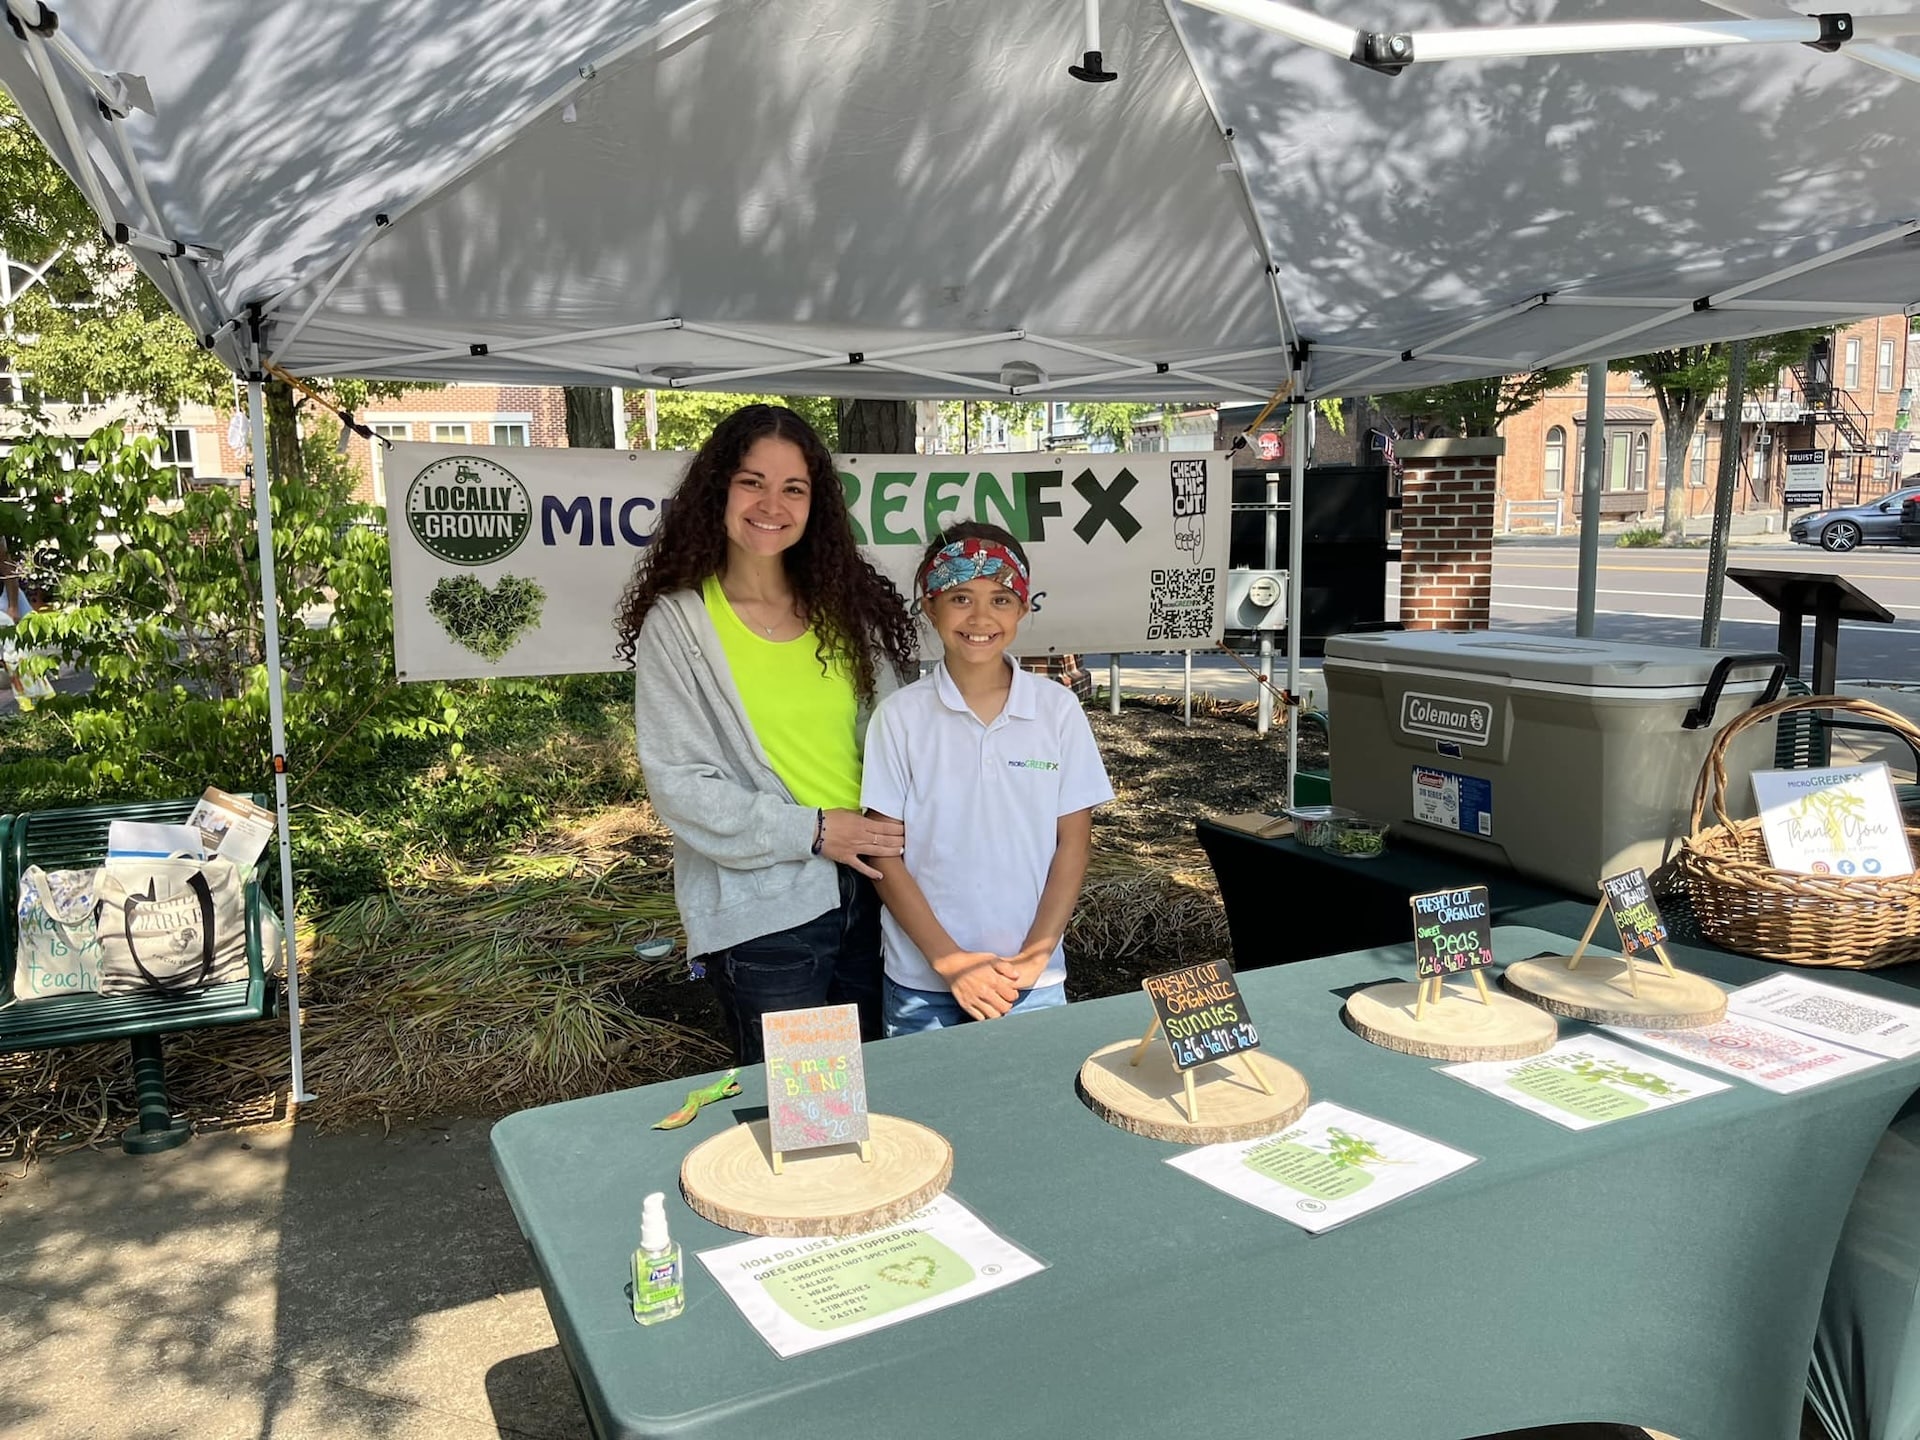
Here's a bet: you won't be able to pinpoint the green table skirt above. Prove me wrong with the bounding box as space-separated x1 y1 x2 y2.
493 926 1920 1440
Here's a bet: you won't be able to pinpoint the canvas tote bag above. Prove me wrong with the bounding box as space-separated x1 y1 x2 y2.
94 858 248 996
13 865 106 1000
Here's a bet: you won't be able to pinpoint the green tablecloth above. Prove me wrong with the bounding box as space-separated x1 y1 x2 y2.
1195 826 1920 1440
492 925 1920 1440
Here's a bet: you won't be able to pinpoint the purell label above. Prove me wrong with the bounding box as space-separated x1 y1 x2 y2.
646 1262 677 1287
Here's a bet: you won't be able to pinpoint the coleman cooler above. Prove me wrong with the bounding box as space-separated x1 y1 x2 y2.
1322 632 1783 894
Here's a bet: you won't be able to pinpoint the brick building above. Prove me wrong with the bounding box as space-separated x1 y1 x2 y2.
1498 315 1913 530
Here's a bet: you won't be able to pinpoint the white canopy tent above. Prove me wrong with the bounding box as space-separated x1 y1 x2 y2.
10 0 1920 1100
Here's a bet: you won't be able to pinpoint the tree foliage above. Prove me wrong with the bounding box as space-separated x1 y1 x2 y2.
622 390 840 450
0 420 459 798
1610 330 1828 538
1374 368 1579 438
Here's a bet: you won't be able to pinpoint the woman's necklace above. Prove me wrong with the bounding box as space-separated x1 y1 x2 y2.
726 586 800 638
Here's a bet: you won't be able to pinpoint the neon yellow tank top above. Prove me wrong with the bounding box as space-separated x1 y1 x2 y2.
703 575 862 811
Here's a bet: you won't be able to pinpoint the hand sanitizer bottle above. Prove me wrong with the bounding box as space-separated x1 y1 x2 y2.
631 1191 684 1325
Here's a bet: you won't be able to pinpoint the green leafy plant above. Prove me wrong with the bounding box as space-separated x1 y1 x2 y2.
0 420 460 801
1322 1127 1401 1169
1616 525 1665 548
426 573 547 660
1559 1057 1683 1097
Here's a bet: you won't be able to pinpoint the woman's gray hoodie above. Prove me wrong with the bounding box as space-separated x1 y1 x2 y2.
631 587 899 959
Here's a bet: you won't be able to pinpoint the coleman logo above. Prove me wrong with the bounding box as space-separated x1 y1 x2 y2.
1401 692 1492 746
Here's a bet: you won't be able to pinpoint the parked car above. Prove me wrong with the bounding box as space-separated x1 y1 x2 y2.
1901 495 1920 546
1789 486 1920 551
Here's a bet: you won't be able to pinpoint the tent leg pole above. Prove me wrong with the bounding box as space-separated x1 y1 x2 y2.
1183 649 1192 728
1702 339 1747 649
1285 392 1307 798
247 378 313 1104
1576 362 1606 637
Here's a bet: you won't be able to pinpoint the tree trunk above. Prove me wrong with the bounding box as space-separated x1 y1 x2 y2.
565 386 617 448
264 378 303 487
838 398 915 453
1658 394 1713 541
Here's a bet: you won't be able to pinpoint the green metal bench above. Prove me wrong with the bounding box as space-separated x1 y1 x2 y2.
0 797 282 1154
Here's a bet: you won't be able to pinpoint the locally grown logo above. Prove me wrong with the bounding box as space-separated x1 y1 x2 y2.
1400 691 1492 746
406 456 532 565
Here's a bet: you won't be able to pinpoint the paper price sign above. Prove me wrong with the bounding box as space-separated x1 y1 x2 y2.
1142 961 1260 1072
1409 886 1493 977
761 1004 870 1155
1598 868 1668 954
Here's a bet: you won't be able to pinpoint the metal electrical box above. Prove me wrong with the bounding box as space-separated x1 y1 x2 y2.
1227 569 1289 631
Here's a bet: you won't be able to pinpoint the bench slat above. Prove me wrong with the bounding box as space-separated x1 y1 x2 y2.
0 978 268 1051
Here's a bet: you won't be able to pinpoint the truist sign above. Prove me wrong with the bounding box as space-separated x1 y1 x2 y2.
1401 691 1493 746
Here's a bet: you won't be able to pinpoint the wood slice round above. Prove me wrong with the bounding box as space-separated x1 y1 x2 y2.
1501 954 1727 1030
1077 1039 1310 1145
1342 979 1558 1061
680 1114 952 1238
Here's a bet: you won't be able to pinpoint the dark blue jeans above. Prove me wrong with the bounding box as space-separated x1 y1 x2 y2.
702 866 883 1065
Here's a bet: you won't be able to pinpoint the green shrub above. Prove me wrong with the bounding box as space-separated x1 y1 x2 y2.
1616 524 1666 548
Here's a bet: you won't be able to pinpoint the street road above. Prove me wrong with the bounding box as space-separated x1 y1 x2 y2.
1488 542 1920 684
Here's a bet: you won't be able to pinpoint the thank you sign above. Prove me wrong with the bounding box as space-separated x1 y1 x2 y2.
1410 886 1494 977
1598 868 1668 955
762 1004 870 1155
1142 961 1261 1071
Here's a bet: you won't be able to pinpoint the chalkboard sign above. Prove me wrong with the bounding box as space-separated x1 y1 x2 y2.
1409 886 1494 977
1599 868 1668 954
762 1003 870 1155
1143 961 1261 1072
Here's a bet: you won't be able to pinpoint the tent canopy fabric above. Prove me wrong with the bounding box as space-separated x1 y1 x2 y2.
7 0 1920 402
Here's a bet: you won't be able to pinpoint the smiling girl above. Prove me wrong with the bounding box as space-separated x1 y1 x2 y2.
615 404 918 1063
861 522 1114 1035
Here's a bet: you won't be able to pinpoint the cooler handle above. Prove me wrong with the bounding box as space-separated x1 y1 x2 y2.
1681 653 1788 730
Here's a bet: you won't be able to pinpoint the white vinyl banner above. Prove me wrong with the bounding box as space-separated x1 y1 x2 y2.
386 443 1231 681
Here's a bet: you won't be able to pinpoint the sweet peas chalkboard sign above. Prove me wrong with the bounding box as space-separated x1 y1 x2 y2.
1599 868 1668 954
1142 961 1261 1072
1409 886 1494 977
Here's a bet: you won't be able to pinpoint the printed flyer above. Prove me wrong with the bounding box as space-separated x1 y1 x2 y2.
695 1194 1045 1358
1165 1101 1477 1235
1603 1014 1888 1094
1441 1036 1729 1131
1726 973 1920 1061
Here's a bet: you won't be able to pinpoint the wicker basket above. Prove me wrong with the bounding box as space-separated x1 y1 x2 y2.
1664 693 1920 969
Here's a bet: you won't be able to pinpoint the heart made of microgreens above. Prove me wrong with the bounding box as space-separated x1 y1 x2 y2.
876 1255 939 1289
426 573 546 661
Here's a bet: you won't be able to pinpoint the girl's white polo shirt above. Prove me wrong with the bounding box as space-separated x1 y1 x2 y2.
861 658 1114 992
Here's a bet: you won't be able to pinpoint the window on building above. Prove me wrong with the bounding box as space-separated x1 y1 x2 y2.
1880 338 1897 391
1689 433 1707 487
491 422 529 446
1543 426 1565 493
1631 433 1649 491
1050 402 1071 426
368 422 410 507
1844 337 1862 390
431 422 471 443
155 426 196 493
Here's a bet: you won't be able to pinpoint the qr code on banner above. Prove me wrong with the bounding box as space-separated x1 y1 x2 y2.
1147 567 1216 641
1777 994 1891 1036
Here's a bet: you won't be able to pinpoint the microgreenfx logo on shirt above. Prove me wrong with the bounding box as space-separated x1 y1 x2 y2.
1007 759 1060 771
406 456 532 565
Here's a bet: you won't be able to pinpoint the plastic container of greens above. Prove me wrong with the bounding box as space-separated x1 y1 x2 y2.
1284 805 1356 848
1327 816 1389 860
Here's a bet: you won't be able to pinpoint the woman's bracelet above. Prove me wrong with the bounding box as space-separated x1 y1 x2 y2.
810 808 826 857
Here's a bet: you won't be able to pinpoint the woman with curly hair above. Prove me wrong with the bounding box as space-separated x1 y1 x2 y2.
616 403 918 1063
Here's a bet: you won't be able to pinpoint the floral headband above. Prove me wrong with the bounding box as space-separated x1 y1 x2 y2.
919 538 1031 604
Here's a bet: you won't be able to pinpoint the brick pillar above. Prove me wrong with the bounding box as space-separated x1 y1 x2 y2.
1397 437 1503 631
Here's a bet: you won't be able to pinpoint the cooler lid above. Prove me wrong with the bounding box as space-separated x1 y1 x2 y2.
1323 631 1775 689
